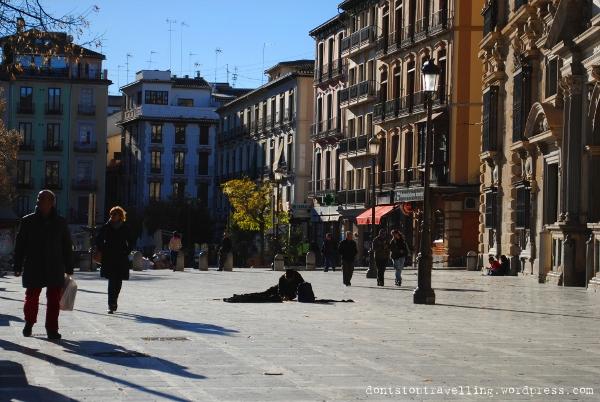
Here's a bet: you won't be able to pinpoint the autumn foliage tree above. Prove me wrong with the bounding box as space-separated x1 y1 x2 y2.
221 177 287 262
0 93 19 207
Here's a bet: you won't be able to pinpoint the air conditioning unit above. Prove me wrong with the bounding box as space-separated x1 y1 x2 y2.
463 197 478 211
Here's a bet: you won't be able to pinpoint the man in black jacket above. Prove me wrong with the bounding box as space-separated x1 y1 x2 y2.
13 190 74 340
218 232 232 271
321 233 337 272
338 231 358 286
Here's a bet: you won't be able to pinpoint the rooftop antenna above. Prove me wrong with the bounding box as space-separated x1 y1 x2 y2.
125 53 133 83
226 64 230 84
188 52 197 75
194 62 203 77
180 21 188 76
232 66 238 88
214 47 222 83
117 64 123 90
166 18 177 71
147 50 157 69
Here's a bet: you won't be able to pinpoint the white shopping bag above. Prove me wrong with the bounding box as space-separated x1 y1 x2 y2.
60 275 78 311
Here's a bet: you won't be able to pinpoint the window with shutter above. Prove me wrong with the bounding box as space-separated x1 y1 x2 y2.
515 186 531 228
512 67 531 142
485 190 497 229
482 86 500 152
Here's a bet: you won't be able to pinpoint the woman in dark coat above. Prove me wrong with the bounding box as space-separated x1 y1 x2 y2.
95 206 134 314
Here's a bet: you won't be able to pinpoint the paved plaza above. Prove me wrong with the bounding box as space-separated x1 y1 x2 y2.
1 267 599 401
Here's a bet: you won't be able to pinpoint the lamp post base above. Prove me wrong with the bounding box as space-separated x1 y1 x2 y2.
413 287 436 304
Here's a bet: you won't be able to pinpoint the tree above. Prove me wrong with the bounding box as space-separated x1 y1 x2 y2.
0 1 101 77
221 178 287 263
0 91 19 207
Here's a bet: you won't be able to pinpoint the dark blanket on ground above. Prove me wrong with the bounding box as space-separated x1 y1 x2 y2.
223 270 355 304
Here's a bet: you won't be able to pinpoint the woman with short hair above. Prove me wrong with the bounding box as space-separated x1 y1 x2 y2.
96 206 134 314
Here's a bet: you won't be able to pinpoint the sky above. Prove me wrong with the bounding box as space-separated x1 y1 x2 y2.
45 0 341 94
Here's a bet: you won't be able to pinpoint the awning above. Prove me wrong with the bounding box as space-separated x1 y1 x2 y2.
356 205 395 225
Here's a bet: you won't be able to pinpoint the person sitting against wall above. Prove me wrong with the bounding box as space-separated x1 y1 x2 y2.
499 255 510 276
487 256 503 276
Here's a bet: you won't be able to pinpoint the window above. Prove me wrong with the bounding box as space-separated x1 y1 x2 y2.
151 124 163 143
417 123 426 165
287 139 293 171
136 91 142 106
515 186 531 228
544 163 559 224
197 182 209 205
149 182 161 201
288 91 295 120
357 169 363 189
279 96 285 124
17 160 31 185
144 90 168 105
47 88 61 113
177 98 194 106
348 118 355 137
47 123 60 145
45 161 60 185
512 65 532 142
18 122 32 146
198 152 209 175
545 58 558 98
19 87 33 110
174 151 185 174
482 86 499 152
80 88 93 106
78 124 93 144
151 151 161 172
366 114 373 136
485 189 497 229
76 160 93 181
346 171 353 190
175 125 186 144
199 125 210 145
16 196 30 216
437 49 447 103
172 182 185 200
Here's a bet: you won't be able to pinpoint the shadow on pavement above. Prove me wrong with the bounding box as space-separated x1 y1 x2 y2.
0 360 76 401
0 339 199 402
76 288 106 295
59 340 205 379
119 312 239 336
0 313 23 326
436 303 600 320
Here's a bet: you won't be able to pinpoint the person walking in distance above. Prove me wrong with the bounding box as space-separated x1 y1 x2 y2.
321 233 337 272
338 231 358 286
168 231 182 269
96 206 134 314
13 190 74 340
218 232 232 271
371 229 390 286
390 230 410 286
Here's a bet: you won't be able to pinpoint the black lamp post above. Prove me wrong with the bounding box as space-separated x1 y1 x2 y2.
366 135 381 279
413 59 440 305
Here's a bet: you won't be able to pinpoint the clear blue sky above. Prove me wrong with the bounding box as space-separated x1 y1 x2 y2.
46 0 341 94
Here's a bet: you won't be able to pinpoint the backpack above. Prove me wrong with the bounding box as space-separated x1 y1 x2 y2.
297 282 315 303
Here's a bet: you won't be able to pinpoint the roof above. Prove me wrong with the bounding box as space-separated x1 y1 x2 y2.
212 83 254 97
172 76 211 89
0 29 105 60
309 14 346 38
338 0 379 12
264 59 314 75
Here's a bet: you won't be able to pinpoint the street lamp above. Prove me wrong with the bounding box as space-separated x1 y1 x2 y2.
366 135 380 279
414 59 440 305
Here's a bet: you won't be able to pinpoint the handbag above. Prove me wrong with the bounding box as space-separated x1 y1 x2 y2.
60 275 78 311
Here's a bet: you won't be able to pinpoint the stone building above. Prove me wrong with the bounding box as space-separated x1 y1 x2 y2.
478 0 600 287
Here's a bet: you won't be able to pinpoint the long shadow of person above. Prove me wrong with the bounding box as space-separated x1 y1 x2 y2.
118 312 239 336
0 313 24 326
0 360 76 401
59 339 205 379
0 339 201 401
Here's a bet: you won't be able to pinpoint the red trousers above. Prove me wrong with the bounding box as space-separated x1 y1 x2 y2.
24 287 62 332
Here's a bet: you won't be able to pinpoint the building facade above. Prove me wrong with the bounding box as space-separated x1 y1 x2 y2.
118 71 219 214
216 60 314 249
478 0 600 287
1 26 109 225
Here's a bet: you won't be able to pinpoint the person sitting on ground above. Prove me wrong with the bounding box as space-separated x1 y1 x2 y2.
499 255 510 276
278 269 305 301
223 269 304 303
487 256 502 276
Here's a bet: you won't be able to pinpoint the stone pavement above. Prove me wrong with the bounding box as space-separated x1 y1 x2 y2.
1 267 599 401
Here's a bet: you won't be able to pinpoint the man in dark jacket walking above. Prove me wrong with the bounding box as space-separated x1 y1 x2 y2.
13 190 73 340
389 230 410 286
338 231 358 286
96 206 134 313
218 232 232 271
321 233 336 272
371 229 390 286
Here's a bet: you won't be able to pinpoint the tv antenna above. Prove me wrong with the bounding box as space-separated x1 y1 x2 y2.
125 53 133 83
146 50 157 69
214 47 223 83
188 52 197 75
166 18 177 71
232 66 238 87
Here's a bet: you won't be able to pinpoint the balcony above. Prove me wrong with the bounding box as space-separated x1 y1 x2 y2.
414 17 429 42
43 140 63 152
311 118 344 142
338 134 368 155
314 61 345 84
381 169 401 188
341 25 376 56
16 102 34 114
44 178 62 190
336 189 366 206
339 80 377 107
77 104 96 116
400 24 414 48
150 166 162 175
45 103 63 115
18 141 35 152
73 141 98 153
16 178 34 189
71 178 97 191
429 9 451 35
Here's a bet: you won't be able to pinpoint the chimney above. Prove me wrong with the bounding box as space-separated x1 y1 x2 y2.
16 18 25 34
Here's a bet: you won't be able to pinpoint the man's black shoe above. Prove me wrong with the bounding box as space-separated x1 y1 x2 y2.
47 331 62 340
22 323 33 337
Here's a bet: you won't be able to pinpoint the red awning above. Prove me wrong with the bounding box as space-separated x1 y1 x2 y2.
356 205 395 225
